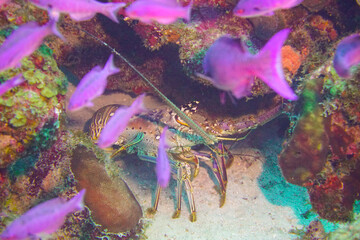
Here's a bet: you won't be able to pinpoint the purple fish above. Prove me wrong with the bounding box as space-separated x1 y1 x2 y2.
29 0 126 23
0 74 25 96
97 94 146 148
333 34 360 78
156 126 171 188
0 20 64 72
197 29 298 101
68 54 120 111
125 0 192 25
234 0 303 18
0 0 9 6
0 189 86 240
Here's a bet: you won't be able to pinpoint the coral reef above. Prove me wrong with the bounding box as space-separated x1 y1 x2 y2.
309 15 338 42
0 34 67 167
279 76 329 186
281 45 302 75
279 62 360 222
0 133 73 235
0 0 360 238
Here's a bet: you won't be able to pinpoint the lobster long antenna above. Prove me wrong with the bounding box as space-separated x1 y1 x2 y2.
70 25 218 146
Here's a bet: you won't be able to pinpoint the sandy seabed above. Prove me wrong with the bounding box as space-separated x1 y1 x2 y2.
65 84 301 240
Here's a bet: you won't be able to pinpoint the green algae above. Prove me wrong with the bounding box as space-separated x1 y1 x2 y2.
0 97 15 107
40 85 58 98
8 153 39 180
0 42 67 127
38 44 53 56
302 88 317 115
0 26 17 38
9 110 27 127
23 69 46 85
8 120 59 180
323 66 347 98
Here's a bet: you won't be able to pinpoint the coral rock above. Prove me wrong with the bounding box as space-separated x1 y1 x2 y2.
71 146 142 233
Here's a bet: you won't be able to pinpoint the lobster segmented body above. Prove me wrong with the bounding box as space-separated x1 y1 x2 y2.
88 104 234 222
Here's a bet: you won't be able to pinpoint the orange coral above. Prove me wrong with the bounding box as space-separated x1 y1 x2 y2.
310 15 338 41
281 45 302 74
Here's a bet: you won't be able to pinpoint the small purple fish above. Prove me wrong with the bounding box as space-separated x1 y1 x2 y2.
198 29 298 101
234 0 303 18
0 0 9 6
156 126 171 188
68 54 120 111
0 74 25 96
0 20 64 72
0 189 86 240
333 34 360 78
29 0 126 23
97 94 146 148
125 0 192 25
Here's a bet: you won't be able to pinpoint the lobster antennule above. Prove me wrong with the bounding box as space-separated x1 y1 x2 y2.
70 24 217 146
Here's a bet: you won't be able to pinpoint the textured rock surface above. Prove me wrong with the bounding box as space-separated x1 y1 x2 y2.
71 146 143 233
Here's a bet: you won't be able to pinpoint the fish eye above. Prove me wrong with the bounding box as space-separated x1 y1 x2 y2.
237 9 245 14
253 7 260 11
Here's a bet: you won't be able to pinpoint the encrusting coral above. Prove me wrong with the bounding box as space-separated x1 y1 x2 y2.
0 33 67 168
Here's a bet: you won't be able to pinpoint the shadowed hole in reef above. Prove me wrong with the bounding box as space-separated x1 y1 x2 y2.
97 15 282 119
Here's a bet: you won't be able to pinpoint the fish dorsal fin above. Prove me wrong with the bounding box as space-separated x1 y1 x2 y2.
150 0 181 6
195 72 215 84
283 0 303 8
69 12 96 21
263 11 274 16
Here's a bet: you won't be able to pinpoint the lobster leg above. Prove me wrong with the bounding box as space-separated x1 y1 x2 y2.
172 163 183 219
184 173 196 222
170 151 200 179
223 144 234 169
212 154 227 207
146 183 161 216
195 141 230 207
172 162 197 222
212 141 234 207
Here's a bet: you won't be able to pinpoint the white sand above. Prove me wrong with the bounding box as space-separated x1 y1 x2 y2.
121 148 300 240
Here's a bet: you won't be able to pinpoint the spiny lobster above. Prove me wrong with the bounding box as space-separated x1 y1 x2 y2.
78 25 286 222
88 103 235 222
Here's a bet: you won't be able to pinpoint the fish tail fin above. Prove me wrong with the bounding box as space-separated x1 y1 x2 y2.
255 29 298 101
104 54 120 75
184 1 193 22
11 74 25 87
284 0 303 8
103 2 126 24
68 189 86 212
49 19 66 41
132 93 147 114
